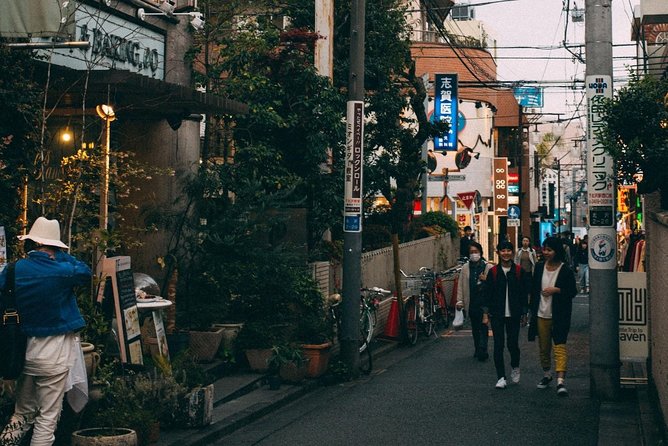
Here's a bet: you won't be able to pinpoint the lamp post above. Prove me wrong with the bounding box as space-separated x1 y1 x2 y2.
96 104 115 231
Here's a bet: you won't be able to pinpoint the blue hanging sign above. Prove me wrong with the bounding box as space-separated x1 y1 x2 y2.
433 73 458 151
513 86 544 108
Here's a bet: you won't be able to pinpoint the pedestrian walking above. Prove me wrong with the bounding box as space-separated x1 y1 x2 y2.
528 236 577 397
514 236 537 276
482 240 528 389
573 236 589 293
456 242 493 361
0 217 92 446
459 225 473 258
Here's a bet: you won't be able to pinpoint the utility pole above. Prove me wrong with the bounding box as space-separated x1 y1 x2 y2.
341 0 365 376
586 0 619 400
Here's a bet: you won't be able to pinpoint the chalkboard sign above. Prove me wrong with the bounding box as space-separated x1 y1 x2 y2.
590 206 613 227
100 256 143 365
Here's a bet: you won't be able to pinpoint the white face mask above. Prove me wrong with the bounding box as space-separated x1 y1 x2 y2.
469 253 481 262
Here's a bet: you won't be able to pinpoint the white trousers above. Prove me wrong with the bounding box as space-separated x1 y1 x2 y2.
0 371 69 446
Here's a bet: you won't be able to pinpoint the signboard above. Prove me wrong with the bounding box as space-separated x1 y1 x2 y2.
513 86 544 108
99 256 143 365
618 272 648 361
457 192 476 209
343 101 364 233
493 158 508 215
36 3 166 80
433 74 458 151
428 173 466 182
507 219 520 227
586 74 616 269
508 205 520 220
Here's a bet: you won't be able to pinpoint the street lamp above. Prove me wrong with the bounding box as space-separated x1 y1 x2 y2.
96 104 115 231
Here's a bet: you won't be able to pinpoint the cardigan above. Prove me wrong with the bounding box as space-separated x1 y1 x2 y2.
456 261 493 313
529 262 577 344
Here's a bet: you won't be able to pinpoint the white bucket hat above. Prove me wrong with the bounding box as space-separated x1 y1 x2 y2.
18 217 69 249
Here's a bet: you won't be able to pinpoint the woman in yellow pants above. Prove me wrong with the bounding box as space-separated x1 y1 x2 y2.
528 236 577 396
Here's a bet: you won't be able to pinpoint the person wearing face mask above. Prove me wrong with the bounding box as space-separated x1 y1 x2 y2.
456 242 493 361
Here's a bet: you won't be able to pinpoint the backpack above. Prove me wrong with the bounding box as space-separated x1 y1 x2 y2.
489 264 521 282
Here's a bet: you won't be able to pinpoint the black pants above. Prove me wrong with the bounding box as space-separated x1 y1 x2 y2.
491 315 521 379
469 307 488 356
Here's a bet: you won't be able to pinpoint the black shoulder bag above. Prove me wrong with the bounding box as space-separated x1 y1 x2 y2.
0 262 27 379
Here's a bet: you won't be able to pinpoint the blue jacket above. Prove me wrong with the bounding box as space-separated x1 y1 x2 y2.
0 250 91 336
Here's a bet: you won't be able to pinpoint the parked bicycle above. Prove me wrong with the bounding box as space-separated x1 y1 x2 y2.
327 286 390 374
401 268 439 345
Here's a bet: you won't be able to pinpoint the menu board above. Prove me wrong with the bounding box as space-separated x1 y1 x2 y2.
100 256 143 365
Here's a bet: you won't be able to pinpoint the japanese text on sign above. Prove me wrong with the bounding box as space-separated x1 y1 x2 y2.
344 101 364 232
586 75 614 227
433 74 458 151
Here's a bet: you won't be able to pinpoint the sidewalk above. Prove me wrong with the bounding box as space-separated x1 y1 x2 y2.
162 299 663 446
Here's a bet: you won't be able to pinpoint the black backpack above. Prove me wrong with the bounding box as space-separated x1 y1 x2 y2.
0 262 27 380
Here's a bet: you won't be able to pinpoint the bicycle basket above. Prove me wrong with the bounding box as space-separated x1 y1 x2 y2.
401 277 421 296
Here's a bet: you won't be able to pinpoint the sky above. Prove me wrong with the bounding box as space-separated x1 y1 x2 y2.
473 0 639 122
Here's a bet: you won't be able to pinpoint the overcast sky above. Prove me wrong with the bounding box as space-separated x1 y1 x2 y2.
473 0 639 121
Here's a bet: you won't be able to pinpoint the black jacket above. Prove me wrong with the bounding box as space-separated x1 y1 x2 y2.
529 262 577 344
483 262 528 319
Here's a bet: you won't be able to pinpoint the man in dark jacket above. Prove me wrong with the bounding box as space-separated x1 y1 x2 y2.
482 240 528 389
459 225 473 258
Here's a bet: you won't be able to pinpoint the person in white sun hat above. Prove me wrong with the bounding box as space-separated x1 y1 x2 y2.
0 217 91 446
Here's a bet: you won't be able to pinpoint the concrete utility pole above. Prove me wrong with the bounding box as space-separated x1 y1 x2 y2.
585 0 620 400
341 0 365 376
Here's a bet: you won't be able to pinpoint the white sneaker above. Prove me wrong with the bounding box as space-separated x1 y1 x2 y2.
511 367 520 384
495 377 507 389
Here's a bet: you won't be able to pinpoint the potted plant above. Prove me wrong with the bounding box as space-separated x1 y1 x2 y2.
269 344 310 383
236 322 284 372
168 352 215 428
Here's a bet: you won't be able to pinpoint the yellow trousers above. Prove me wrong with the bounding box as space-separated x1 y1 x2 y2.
537 317 568 373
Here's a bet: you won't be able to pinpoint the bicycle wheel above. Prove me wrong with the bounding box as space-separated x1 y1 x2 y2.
422 295 435 337
405 298 419 345
359 308 374 353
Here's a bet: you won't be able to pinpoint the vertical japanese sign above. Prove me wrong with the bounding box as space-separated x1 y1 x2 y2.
586 75 616 269
344 101 364 232
618 272 648 361
493 158 508 215
433 74 458 151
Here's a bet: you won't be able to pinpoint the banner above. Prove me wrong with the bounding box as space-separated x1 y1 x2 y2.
0 0 76 38
343 101 364 232
618 272 648 361
493 158 508 215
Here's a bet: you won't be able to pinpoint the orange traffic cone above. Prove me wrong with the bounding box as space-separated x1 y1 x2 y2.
383 297 400 339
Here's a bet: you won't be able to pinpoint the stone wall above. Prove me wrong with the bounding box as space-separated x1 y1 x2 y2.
646 192 668 429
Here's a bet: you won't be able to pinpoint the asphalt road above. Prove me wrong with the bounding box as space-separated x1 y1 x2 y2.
217 295 596 446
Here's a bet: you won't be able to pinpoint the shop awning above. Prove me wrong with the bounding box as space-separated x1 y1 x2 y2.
40 63 248 120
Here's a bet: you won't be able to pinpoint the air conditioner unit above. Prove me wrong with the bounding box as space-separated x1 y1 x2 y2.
451 4 475 21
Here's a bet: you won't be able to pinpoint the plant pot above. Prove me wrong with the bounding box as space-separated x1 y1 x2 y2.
212 323 244 351
80 342 100 380
301 342 332 378
279 359 310 383
244 348 273 372
188 327 225 363
179 384 214 427
71 428 137 446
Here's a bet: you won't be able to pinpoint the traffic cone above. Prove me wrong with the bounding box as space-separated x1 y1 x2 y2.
383 297 400 339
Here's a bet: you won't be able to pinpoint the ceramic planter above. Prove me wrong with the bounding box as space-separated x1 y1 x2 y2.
301 342 332 378
188 326 224 362
245 348 273 372
71 428 137 446
279 359 310 383
212 322 244 351
80 342 100 380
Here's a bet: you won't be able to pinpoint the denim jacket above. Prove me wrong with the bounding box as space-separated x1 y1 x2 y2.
0 250 91 336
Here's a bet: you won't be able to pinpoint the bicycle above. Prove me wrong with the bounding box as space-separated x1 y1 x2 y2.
327 286 389 374
401 268 437 345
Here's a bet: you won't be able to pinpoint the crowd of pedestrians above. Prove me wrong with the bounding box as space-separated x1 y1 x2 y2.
457 227 578 396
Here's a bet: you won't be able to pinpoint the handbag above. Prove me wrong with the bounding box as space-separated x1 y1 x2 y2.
0 262 27 379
